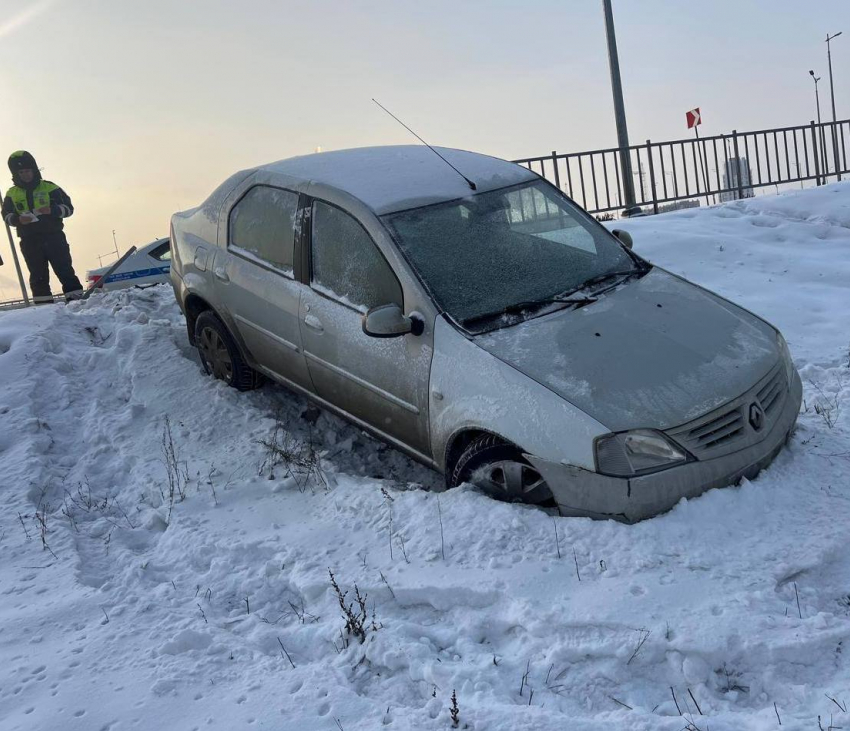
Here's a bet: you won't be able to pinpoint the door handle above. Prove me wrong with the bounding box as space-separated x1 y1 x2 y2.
304 314 323 332
213 265 229 283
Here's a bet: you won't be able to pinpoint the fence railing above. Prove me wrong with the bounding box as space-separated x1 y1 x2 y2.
514 119 850 215
0 297 38 311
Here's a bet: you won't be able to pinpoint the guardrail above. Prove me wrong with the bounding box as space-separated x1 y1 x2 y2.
0 297 34 311
514 119 850 215
0 292 83 310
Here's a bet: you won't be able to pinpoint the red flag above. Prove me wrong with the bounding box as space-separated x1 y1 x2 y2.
686 108 702 129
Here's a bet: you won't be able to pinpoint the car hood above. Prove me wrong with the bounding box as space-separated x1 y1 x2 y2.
475 268 780 431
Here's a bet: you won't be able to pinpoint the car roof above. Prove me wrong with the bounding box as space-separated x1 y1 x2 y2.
255 145 538 215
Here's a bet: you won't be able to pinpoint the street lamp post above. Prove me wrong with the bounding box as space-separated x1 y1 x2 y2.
602 0 641 216
809 69 827 181
826 31 843 181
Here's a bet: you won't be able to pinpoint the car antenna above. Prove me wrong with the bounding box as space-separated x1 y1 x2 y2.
372 98 477 191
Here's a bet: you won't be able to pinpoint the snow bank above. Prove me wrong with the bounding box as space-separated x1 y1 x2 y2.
0 183 848 730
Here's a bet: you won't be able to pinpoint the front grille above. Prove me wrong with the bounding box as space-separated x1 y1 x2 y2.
757 367 785 415
666 363 788 459
688 408 745 450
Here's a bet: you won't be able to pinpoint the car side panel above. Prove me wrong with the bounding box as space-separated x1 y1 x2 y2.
299 183 438 457
171 170 255 311
201 172 314 389
213 253 312 392
102 259 170 290
429 316 609 472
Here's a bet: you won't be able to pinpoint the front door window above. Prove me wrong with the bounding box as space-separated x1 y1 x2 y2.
311 201 402 310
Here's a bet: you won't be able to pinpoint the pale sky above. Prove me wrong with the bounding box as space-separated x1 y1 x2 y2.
0 0 846 294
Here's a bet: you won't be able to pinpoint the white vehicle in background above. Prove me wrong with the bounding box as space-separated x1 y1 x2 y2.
86 237 171 291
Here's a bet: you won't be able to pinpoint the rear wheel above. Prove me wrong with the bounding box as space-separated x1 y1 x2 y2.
194 311 263 391
450 434 555 506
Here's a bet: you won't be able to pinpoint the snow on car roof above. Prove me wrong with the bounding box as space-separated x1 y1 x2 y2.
258 145 538 215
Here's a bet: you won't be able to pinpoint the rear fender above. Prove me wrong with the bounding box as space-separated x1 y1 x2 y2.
182 287 256 370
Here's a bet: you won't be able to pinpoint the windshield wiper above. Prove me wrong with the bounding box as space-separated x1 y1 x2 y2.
581 268 641 289
465 295 597 327
573 262 651 293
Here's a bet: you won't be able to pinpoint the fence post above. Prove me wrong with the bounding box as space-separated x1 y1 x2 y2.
731 130 744 200
4 222 30 306
550 150 561 190
810 121 823 186
645 140 659 214
831 120 842 184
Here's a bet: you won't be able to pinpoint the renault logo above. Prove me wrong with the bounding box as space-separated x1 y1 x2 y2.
749 403 765 431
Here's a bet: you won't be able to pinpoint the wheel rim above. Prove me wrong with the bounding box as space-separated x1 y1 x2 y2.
471 460 551 505
198 326 233 382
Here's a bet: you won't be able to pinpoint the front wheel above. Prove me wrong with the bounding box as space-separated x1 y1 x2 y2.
450 434 555 506
194 311 263 391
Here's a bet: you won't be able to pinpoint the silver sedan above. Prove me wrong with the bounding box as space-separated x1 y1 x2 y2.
169 146 801 521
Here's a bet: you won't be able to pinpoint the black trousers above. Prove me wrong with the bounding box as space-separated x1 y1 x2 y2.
19 232 83 299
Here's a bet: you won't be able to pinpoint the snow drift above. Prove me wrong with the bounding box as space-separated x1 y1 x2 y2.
1 182 849 730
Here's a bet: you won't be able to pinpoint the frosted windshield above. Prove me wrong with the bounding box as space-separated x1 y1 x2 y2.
383 181 635 325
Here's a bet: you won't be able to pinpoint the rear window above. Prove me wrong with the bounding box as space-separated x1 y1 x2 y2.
229 186 298 273
148 241 171 261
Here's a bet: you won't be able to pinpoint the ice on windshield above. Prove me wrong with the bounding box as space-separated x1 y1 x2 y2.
383 180 632 326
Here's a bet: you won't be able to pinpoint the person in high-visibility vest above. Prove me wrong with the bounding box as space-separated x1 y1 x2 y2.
2 151 83 303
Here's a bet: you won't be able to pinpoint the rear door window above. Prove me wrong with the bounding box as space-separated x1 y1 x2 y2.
310 201 402 311
148 241 171 261
229 186 298 274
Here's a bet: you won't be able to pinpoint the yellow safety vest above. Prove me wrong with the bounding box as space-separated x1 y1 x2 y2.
7 181 58 213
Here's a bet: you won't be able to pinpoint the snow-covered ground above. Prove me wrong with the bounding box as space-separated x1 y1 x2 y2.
1 183 848 731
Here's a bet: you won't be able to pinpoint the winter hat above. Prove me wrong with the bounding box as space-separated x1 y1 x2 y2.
8 150 38 174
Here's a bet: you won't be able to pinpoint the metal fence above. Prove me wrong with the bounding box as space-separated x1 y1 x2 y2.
514 119 850 215
0 294 73 311
0 297 40 311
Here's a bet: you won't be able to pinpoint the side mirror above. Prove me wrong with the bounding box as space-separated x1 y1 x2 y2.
612 229 633 250
362 303 423 338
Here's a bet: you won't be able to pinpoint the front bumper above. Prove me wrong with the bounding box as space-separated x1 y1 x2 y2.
528 369 802 523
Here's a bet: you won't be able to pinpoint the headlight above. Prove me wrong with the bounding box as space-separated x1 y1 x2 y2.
595 429 689 477
776 330 794 385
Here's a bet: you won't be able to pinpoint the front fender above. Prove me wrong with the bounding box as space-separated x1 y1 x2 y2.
429 317 607 473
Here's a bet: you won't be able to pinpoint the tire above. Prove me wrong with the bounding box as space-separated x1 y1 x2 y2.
450 434 555 506
194 311 263 391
